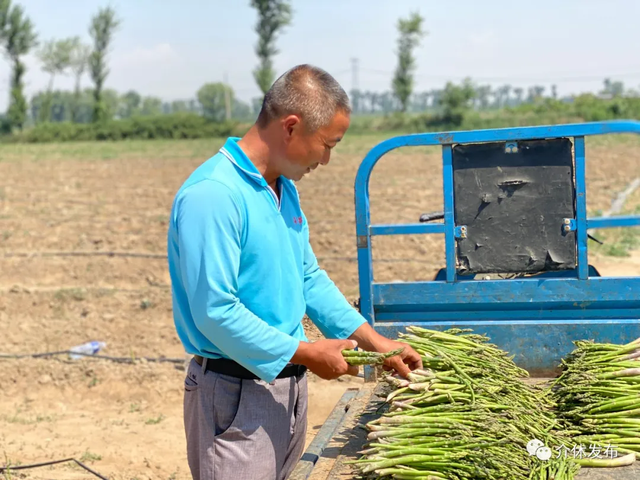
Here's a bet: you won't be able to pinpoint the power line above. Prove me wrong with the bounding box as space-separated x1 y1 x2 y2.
358 67 640 84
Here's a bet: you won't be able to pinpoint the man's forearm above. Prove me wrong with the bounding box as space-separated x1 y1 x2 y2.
348 322 386 351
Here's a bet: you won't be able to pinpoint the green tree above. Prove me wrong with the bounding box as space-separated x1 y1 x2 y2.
88 6 120 122
232 98 253 121
250 0 292 95
197 83 234 121
527 86 545 103
188 99 200 114
69 38 92 122
475 85 492 110
494 84 511 109
380 91 395 113
0 0 9 35
102 88 119 120
119 90 141 118
415 91 430 112
251 97 263 117
74 88 97 123
513 87 524 105
370 92 379 113
391 11 426 112
430 89 443 109
602 78 624 98
30 89 77 123
36 37 76 122
349 89 363 114
3 3 37 130
440 78 475 126
140 96 162 116
171 100 189 113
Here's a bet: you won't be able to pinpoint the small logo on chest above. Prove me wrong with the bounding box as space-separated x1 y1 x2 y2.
292 216 303 224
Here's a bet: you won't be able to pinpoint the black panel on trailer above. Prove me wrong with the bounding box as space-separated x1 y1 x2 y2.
452 138 576 275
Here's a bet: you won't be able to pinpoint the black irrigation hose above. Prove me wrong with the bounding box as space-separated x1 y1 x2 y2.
0 457 108 479
0 350 185 364
419 211 445 223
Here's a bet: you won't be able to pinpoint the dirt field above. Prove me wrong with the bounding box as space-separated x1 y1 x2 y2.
1 133 639 479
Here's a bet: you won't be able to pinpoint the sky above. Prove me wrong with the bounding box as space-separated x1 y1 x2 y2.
1 0 640 111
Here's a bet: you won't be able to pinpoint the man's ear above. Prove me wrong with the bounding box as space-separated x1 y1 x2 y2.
282 114 302 139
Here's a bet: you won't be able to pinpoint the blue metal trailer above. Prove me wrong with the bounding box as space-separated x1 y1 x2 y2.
354 120 640 379
291 120 640 479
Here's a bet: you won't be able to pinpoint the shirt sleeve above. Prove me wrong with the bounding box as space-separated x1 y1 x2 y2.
175 180 300 383
302 223 366 339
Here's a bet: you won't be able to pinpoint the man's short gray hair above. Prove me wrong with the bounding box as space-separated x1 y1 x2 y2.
256 64 351 132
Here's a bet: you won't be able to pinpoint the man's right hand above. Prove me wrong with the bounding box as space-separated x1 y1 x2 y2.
292 339 359 380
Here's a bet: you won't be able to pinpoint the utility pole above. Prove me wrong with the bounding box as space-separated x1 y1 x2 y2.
223 72 231 121
350 58 359 114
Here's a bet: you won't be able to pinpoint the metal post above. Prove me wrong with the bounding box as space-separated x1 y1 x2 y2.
442 145 457 282
355 174 376 383
574 136 589 279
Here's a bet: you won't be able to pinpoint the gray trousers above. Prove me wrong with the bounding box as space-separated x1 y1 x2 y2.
183 357 308 480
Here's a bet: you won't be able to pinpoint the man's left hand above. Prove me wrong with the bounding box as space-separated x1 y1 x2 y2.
373 337 423 378
348 322 423 378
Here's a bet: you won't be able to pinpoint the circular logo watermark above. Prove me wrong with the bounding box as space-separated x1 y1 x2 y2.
527 439 551 460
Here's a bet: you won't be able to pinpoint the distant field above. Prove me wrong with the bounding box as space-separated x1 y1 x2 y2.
3 128 640 161
0 130 638 479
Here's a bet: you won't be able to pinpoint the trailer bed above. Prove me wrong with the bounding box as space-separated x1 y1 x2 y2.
291 382 640 480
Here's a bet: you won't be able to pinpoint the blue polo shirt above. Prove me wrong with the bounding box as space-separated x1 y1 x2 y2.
167 137 366 382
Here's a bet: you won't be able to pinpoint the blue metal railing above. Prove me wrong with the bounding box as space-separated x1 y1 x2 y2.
353 120 640 375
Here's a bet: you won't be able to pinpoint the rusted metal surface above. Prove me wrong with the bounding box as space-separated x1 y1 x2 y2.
452 138 577 274
356 235 368 249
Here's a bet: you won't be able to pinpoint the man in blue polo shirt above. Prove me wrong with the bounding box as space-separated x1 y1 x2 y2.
167 64 422 480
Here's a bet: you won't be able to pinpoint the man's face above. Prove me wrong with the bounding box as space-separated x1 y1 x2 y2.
279 110 350 181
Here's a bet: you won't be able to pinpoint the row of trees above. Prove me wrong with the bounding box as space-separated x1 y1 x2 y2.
0 0 291 132
363 10 633 117
0 1 121 131
26 85 256 125
2 0 636 136
25 76 632 126
348 78 631 115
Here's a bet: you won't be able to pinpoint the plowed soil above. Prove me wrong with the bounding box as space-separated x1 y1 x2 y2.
1 134 639 479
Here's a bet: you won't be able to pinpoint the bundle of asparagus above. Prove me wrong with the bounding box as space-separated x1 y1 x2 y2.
552 337 640 463
342 347 405 366
350 327 578 480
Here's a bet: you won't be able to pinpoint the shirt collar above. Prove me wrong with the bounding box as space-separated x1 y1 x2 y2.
219 137 268 187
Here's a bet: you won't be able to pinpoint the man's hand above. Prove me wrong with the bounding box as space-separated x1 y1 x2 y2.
348 323 423 378
376 337 423 378
292 339 360 380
